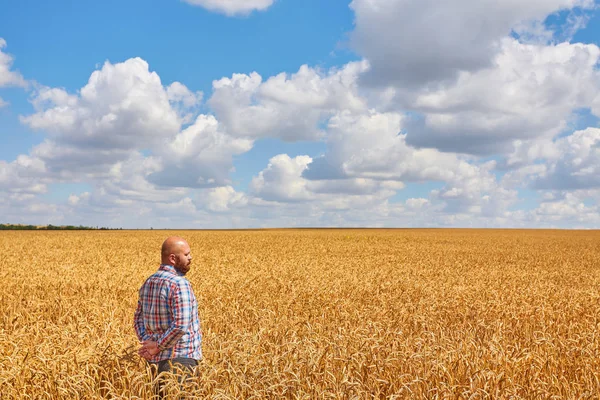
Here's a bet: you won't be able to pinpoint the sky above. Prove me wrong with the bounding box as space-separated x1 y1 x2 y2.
1 0 600 229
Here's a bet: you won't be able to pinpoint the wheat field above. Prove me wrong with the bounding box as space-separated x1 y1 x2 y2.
1 229 599 399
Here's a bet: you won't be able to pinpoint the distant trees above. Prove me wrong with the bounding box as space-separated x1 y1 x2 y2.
0 224 115 230
46 224 96 230
0 224 38 230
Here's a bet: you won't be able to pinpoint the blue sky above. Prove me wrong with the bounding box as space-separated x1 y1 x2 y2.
1 0 600 228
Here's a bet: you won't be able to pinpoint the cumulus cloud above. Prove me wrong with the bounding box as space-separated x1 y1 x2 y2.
432 163 518 217
68 192 90 206
350 0 595 87
17 58 250 190
209 62 368 141
18 58 188 183
22 58 181 154
246 149 520 226
405 198 429 209
98 153 188 203
200 185 248 212
404 39 600 154
525 191 600 227
3 56 258 227
305 110 473 182
497 127 600 228
250 154 315 202
0 156 55 226
0 38 26 88
5 2 600 229
526 128 600 190
592 91 600 117
167 81 203 124
248 149 509 222
0 156 47 194
249 153 404 212
0 38 27 106
28 140 131 179
56 152 193 227
148 114 253 188
301 109 519 218
182 0 275 16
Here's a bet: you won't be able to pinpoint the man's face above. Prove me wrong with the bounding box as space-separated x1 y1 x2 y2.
172 242 192 275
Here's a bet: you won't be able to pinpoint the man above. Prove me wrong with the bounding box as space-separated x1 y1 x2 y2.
134 236 202 394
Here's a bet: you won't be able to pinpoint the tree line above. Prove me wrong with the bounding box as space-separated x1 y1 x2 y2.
0 224 119 230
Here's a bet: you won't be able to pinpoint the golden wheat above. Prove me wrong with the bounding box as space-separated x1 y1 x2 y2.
1 229 599 399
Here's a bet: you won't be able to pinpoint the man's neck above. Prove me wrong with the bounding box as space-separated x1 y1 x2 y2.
159 263 186 276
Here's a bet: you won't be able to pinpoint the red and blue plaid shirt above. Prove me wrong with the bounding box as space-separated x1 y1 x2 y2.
134 264 202 362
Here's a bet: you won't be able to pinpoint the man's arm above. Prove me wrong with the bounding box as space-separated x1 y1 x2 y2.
133 293 149 342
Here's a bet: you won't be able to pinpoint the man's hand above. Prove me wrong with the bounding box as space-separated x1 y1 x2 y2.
138 340 161 360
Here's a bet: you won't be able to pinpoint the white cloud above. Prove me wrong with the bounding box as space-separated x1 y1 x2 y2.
18 58 190 185
201 185 248 212
0 38 26 88
404 39 600 154
504 139 561 169
350 0 595 87
1 55 259 227
154 197 198 217
249 153 403 214
167 81 203 124
25 202 59 216
244 154 518 226
97 153 188 203
302 109 519 218
167 81 202 108
51 153 196 227
526 191 600 227
250 154 314 202
405 198 429 209
0 38 27 107
4 6 600 229
592 91 600 118
209 62 368 141
28 140 131 179
29 86 78 111
305 110 473 182
17 58 251 191
21 58 181 156
0 156 47 194
182 0 275 16
68 192 90 206
67 194 80 206
349 1 600 158
431 165 518 217
309 178 404 196
528 128 600 190
148 114 253 188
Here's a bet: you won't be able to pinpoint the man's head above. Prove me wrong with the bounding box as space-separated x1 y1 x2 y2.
161 236 192 275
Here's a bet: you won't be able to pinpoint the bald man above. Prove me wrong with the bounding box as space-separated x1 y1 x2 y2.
134 237 202 393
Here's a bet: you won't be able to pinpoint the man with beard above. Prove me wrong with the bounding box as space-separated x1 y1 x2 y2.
134 236 202 396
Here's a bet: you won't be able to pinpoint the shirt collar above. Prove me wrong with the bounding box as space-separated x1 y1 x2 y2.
159 264 186 276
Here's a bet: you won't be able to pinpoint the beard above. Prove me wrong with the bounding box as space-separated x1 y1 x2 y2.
174 258 191 275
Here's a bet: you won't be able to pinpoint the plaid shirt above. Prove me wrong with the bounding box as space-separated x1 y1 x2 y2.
134 264 202 362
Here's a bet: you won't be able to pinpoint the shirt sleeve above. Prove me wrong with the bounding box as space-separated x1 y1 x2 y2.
156 280 192 350
133 294 149 341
